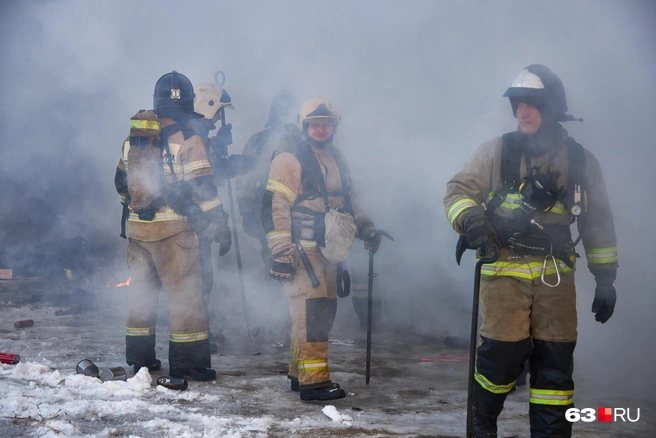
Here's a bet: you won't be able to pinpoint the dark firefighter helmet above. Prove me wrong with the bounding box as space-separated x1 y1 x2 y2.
268 89 298 125
153 71 203 118
503 64 580 123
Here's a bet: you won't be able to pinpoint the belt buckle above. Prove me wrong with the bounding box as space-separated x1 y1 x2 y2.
508 232 522 256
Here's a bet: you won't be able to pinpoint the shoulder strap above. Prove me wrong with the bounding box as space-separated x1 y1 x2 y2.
159 123 186 184
500 131 523 187
330 146 354 215
487 132 523 215
290 141 330 212
565 136 585 204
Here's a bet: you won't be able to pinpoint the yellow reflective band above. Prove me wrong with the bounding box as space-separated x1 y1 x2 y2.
130 119 161 130
481 256 575 279
126 327 155 337
499 193 521 210
299 239 317 249
474 368 516 394
529 388 574 405
549 202 568 215
266 180 297 204
162 162 183 176
266 230 292 244
586 247 618 264
298 359 329 373
447 198 479 225
198 198 222 212
289 349 298 364
183 159 211 174
128 208 187 223
170 331 209 343
498 194 568 215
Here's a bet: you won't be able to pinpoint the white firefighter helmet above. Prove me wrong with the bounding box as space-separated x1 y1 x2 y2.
194 83 234 120
297 96 341 130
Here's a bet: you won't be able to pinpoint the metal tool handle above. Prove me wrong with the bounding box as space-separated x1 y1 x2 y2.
466 246 500 437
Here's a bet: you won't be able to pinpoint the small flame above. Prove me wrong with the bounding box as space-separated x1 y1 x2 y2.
116 277 131 287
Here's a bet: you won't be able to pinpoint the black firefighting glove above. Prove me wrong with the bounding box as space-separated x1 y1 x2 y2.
270 260 295 283
214 223 232 256
210 123 233 154
462 205 499 256
592 269 617 323
362 224 382 254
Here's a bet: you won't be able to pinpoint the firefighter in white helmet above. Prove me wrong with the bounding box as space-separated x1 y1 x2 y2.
262 96 383 401
444 64 618 437
190 82 236 352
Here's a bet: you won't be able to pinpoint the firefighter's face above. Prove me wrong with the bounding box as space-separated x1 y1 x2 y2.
517 102 542 135
307 122 334 142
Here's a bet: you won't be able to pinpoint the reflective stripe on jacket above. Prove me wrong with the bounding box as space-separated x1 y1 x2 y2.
443 127 618 277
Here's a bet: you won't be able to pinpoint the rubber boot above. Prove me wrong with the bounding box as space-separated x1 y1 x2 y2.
300 382 345 401
289 376 300 392
472 404 498 438
170 367 217 381
133 359 161 374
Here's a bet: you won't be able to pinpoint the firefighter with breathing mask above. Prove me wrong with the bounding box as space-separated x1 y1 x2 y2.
444 64 618 437
262 96 384 401
190 82 235 352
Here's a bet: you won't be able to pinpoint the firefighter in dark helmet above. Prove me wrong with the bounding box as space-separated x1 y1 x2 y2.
262 96 384 401
114 71 232 381
235 90 299 336
444 65 618 437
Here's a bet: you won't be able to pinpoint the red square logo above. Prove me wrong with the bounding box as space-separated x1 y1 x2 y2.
598 408 613 422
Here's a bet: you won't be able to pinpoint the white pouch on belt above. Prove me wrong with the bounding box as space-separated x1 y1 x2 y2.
320 208 356 263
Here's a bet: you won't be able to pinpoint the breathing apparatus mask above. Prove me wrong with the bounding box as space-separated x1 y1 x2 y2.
191 118 216 141
513 166 565 224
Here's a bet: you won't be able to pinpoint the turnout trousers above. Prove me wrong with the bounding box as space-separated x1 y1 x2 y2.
126 231 211 370
474 274 577 438
283 247 338 390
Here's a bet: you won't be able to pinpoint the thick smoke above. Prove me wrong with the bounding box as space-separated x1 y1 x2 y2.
1 0 654 401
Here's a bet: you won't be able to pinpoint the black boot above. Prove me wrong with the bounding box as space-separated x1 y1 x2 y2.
289 376 299 392
170 367 217 381
472 405 498 438
300 382 345 401
133 359 161 374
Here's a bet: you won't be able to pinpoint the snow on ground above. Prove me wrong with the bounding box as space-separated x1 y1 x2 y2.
1 278 653 437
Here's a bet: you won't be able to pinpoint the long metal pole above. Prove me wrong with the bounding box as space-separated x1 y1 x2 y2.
466 250 499 437
365 250 374 385
220 110 252 340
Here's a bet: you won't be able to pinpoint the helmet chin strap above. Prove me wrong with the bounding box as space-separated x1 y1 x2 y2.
305 135 333 148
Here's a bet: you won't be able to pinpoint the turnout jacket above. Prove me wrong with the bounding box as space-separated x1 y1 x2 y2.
115 117 224 242
265 141 374 263
444 127 618 280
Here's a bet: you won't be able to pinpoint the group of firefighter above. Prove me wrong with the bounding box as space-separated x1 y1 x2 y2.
114 64 618 437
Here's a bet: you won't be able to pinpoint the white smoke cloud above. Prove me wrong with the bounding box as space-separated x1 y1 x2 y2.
1 0 654 401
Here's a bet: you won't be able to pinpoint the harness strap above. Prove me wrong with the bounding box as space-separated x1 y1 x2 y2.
286 141 354 247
